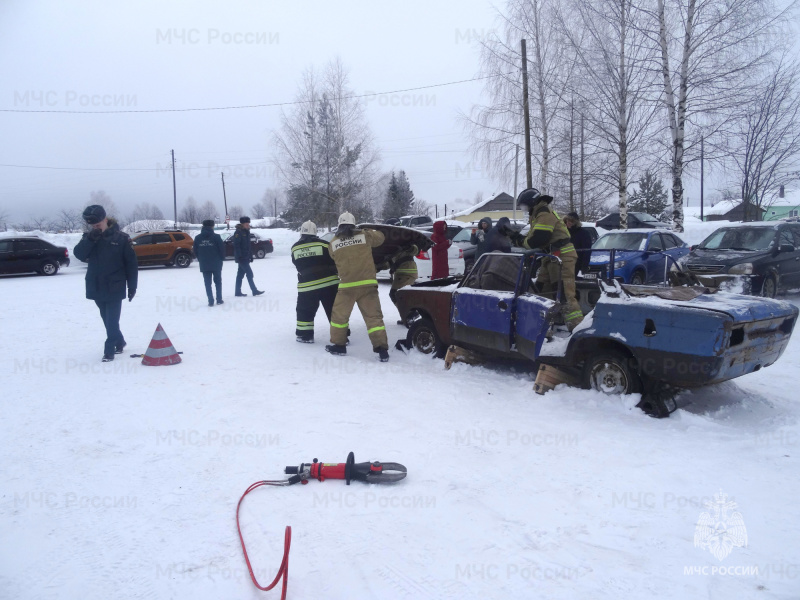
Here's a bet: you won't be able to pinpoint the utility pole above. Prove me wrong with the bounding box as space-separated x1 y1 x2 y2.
171 149 177 228
569 99 575 212
580 112 585 218
221 172 229 229
700 136 705 222
521 39 533 189
513 143 520 221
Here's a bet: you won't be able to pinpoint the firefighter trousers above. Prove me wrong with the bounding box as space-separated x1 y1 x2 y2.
296 284 338 340
389 272 417 305
536 253 584 330
330 284 388 350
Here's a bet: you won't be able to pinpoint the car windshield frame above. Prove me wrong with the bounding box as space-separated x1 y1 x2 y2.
698 227 777 251
592 232 649 251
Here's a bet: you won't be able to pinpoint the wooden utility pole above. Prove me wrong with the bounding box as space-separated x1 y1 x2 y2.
513 143 520 221
221 172 229 229
580 112 585 218
700 136 705 222
521 39 533 189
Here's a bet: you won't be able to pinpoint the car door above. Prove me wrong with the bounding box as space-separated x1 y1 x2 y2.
643 232 666 283
132 234 154 261
777 225 800 288
150 233 172 261
513 256 560 360
0 239 16 273
451 253 522 352
13 239 42 273
661 233 689 273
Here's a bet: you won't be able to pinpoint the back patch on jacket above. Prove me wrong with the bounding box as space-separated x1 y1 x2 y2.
331 234 366 253
293 245 324 260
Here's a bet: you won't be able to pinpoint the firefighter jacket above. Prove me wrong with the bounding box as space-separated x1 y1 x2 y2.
291 234 339 292
389 244 418 276
328 228 385 288
521 200 576 256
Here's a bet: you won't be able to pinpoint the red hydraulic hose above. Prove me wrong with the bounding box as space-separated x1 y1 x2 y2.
236 481 292 598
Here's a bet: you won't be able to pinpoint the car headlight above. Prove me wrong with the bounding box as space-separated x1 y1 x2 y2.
613 260 627 269
728 263 753 275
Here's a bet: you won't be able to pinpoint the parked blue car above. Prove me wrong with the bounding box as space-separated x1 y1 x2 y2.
585 229 689 284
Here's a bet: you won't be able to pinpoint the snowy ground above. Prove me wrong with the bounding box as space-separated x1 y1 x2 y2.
1 227 799 599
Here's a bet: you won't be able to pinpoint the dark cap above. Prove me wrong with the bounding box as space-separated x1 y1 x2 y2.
202 219 215 227
82 205 106 224
239 216 251 224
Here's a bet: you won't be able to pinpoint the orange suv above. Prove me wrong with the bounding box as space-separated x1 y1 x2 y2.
131 230 194 268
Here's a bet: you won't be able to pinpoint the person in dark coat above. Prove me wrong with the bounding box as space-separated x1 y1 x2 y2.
192 219 225 306
232 216 263 297
484 217 513 254
73 205 138 362
291 220 340 343
563 212 593 276
430 220 451 279
470 216 493 261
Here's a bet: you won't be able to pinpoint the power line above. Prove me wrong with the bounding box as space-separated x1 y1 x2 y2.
1 74 501 114
0 160 269 171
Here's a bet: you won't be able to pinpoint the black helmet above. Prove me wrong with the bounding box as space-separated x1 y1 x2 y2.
517 188 541 210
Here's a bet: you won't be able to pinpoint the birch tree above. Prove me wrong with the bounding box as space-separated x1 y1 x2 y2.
647 0 789 232
558 0 661 228
726 56 800 220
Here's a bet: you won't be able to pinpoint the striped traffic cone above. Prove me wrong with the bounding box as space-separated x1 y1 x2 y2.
141 323 182 366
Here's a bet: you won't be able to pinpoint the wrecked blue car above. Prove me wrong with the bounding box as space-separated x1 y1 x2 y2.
396 251 797 416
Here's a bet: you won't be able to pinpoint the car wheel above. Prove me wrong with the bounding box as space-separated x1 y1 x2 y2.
761 273 777 298
408 318 445 357
40 261 58 276
630 271 645 285
583 350 641 395
174 253 191 268
256 249 266 259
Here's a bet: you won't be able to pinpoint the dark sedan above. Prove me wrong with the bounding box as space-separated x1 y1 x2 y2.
222 232 274 259
0 237 70 276
681 222 800 297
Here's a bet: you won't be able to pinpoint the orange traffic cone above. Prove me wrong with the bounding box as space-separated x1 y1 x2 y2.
141 323 182 366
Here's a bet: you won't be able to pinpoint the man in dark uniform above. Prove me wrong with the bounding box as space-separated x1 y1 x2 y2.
511 189 584 331
233 216 264 297
563 211 593 276
73 205 138 361
291 220 340 343
192 219 225 306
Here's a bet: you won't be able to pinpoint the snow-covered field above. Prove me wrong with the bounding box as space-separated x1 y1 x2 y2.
2 226 799 599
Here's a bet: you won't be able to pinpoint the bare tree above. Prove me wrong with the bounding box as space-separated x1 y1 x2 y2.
228 205 244 220
557 0 662 229
726 56 800 220
198 200 218 222
0 208 9 231
251 202 268 219
179 197 200 224
128 202 165 224
644 0 790 232
55 208 81 232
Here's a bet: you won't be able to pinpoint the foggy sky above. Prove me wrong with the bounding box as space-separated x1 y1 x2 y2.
0 0 504 223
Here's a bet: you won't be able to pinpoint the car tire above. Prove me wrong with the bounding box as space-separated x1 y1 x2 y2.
630 271 645 285
174 253 191 268
256 249 266 259
583 349 641 395
40 260 59 276
408 317 446 358
761 273 777 298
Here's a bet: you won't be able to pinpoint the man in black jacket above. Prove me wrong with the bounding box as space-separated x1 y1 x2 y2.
563 212 593 276
291 221 340 343
193 219 225 306
73 205 138 362
232 216 263 297
484 216 513 254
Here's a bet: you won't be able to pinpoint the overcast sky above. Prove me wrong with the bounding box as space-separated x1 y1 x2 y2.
0 0 513 223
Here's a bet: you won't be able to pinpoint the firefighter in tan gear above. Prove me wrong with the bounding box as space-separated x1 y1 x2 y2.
512 188 584 331
380 244 419 324
326 212 390 362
